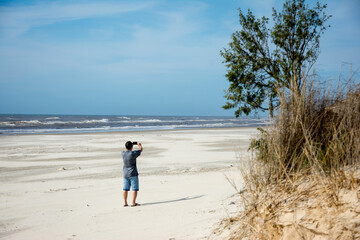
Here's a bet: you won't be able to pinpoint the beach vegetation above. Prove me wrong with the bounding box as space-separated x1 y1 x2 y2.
219 70 360 239
215 0 360 238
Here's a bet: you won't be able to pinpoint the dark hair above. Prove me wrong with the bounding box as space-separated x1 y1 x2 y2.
125 141 133 150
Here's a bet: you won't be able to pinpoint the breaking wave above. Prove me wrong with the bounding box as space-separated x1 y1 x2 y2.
0 115 269 135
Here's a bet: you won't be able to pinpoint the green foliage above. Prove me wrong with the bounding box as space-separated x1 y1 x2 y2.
249 128 269 162
221 0 331 117
248 127 267 151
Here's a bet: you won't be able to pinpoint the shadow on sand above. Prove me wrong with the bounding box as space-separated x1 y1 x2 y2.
141 195 204 206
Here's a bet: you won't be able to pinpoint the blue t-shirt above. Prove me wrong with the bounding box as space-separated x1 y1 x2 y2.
122 150 141 178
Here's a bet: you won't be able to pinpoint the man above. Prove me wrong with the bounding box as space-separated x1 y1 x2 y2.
122 141 143 207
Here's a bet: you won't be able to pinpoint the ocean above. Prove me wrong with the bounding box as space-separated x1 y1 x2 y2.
0 114 269 135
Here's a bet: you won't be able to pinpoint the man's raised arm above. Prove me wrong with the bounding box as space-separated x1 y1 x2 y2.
138 142 143 152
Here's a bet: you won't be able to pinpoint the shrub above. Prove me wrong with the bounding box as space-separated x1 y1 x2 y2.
250 74 360 182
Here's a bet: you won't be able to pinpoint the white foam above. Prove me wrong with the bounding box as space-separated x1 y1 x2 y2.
0 121 16 126
0 118 110 126
117 116 131 120
115 119 162 123
140 119 162 123
45 118 109 125
0 120 43 126
45 117 60 120
80 118 109 124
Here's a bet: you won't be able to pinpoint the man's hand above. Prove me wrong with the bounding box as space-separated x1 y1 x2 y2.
138 142 143 152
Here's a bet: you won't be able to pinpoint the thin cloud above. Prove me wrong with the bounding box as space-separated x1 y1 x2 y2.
0 2 226 84
0 1 154 39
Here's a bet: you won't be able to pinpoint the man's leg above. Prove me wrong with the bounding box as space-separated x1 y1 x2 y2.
123 191 128 206
132 191 138 205
130 176 140 206
123 177 131 206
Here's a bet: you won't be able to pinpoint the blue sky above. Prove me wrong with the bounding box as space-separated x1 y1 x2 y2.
0 0 359 116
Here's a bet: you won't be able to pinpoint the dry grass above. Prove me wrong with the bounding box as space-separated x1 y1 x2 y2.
251 73 360 179
217 71 360 239
219 165 360 239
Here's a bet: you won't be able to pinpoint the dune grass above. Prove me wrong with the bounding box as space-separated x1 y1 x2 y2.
223 71 360 239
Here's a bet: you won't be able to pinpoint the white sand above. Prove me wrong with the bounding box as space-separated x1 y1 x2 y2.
0 128 257 240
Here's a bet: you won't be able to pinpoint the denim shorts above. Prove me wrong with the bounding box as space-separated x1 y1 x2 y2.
123 176 139 191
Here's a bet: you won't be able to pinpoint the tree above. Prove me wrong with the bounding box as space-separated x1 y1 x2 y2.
220 0 331 117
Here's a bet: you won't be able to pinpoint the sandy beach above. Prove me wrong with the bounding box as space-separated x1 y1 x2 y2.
0 127 257 240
